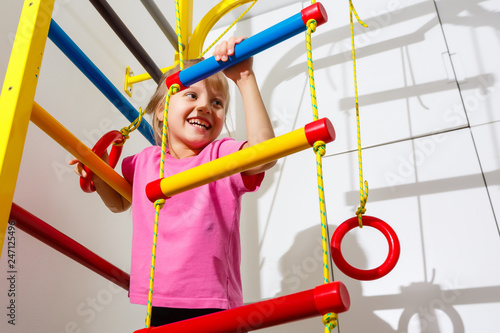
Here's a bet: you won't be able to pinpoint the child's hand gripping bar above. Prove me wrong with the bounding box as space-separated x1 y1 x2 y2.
166 2 328 90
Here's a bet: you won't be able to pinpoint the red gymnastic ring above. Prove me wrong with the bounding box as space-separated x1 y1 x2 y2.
330 216 400 281
80 130 124 193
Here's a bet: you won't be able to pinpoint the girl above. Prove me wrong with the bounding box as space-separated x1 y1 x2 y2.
70 36 275 326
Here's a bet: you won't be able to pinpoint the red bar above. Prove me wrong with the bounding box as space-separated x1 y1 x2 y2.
134 282 350 333
9 203 130 290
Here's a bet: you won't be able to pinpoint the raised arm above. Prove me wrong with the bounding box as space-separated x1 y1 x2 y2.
214 36 276 175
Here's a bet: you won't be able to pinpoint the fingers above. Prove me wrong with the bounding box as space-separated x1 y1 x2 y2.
226 36 236 56
68 158 87 178
232 36 246 49
228 36 246 56
214 36 247 62
214 40 228 61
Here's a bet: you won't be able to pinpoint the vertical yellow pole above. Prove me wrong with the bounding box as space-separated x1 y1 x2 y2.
0 0 55 256
178 0 192 60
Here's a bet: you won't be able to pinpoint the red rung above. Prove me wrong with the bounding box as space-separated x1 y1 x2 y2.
9 203 130 290
134 281 350 332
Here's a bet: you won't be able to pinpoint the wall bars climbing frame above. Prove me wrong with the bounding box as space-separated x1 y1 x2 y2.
0 0 263 254
0 0 155 253
0 0 324 257
0 1 351 331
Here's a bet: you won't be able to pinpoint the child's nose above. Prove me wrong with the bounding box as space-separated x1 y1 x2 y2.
196 99 211 113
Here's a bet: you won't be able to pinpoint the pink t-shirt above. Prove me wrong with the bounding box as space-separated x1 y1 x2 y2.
122 138 264 309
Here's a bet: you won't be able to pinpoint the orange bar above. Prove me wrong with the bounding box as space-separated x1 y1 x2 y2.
30 102 132 202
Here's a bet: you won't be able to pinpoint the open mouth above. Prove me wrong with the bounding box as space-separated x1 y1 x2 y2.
187 118 212 130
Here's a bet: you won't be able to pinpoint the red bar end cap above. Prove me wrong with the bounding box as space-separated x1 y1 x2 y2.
301 2 328 27
166 71 187 91
304 118 336 146
314 281 351 314
146 179 168 202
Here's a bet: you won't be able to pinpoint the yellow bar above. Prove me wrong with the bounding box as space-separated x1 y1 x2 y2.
126 63 178 87
30 102 132 203
159 127 309 198
189 0 254 59
0 0 55 257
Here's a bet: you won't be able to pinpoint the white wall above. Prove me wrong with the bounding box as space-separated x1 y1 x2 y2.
1 0 499 332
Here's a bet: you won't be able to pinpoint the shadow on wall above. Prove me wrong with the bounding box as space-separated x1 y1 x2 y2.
345 170 500 203
259 0 498 114
275 224 395 332
237 0 500 330
273 224 500 332
240 162 281 300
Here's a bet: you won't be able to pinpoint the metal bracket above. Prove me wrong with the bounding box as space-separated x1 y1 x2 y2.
124 66 134 97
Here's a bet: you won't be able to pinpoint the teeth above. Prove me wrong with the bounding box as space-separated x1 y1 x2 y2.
188 119 210 129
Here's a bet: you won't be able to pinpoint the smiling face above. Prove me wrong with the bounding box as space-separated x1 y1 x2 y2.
157 80 228 158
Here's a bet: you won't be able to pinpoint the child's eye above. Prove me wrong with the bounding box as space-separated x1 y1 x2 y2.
212 99 223 108
186 92 197 99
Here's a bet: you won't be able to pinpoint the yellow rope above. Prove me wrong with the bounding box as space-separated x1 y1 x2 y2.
349 0 369 228
322 312 338 332
306 17 336 333
199 0 258 58
145 198 164 328
114 107 146 146
175 0 184 70
145 84 180 328
306 19 319 121
146 0 258 327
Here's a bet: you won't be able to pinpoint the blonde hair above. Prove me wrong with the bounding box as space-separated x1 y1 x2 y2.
145 59 230 145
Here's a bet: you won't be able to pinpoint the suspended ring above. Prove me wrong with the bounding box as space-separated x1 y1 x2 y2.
80 130 124 193
331 216 400 281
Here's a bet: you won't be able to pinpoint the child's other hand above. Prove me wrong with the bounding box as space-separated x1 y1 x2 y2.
214 36 253 83
68 151 108 180
69 158 88 178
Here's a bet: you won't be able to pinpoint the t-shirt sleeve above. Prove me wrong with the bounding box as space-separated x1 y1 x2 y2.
242 172 265 192
121 155 136 185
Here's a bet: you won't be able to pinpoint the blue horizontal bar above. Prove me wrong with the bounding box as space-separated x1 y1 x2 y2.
178 12 307 87
48 19 155 145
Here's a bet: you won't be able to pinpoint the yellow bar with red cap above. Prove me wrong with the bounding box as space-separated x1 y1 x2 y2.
146 118 335 202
